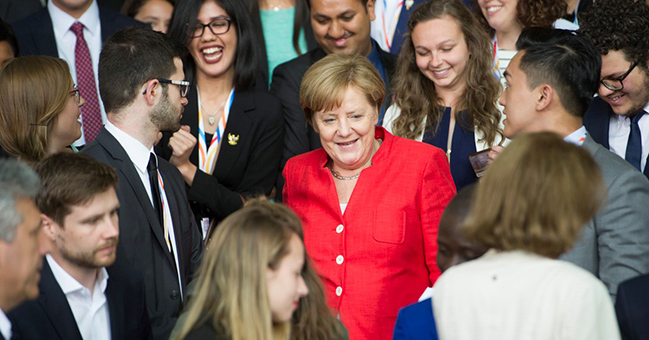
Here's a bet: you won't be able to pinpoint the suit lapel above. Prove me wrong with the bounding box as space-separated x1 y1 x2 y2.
38 261 83 340
182 87 200 166
584 97 611 149
214 89 253 179
34 10 59 57
105 267 122 340
95 129 176 267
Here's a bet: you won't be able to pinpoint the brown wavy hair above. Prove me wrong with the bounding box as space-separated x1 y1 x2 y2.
392 0 502 144
472 0 568 37
464 132 605 258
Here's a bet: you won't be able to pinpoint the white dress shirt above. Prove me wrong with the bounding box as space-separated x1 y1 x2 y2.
104 121 183 298
48 0 107 146
47 255 111 340
0 308 11 340
608 102 649 172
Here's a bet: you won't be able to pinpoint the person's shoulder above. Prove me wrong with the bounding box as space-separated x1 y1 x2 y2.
274 48 323 74
618 273 649 296
11 6 48 28
587 139 649 186
399 298 434 319
387 131 445 159
98 6 145 29
286 148 325 168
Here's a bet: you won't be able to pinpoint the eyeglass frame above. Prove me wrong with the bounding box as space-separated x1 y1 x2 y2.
600 61 638 91
69 85 81 104
189 18 232 38
152 78 191 98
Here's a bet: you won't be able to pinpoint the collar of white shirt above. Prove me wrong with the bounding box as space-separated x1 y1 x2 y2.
48 0 100 39
46 254 109 296
0 308 11 340
104 121 156 176
564 126 587 146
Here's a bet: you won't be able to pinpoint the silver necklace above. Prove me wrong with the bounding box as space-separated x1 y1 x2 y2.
200 99 227 126
329 167 360 181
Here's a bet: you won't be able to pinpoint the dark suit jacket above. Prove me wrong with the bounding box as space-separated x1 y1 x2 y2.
393 298 439 340
82 128 204 340
270 44 397 200
156 84 283 221
12 6 142 58
584 96 649 178
8 259 152 340
616 273 649 340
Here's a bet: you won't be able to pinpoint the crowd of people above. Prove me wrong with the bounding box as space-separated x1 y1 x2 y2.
1 0 649 339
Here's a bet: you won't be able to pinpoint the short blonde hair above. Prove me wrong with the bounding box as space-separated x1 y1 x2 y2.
0 56 71 162
464 132 605 258
299 53 385 126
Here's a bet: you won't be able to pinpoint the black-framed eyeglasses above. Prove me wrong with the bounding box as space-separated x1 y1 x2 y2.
601 61 638 91
190 18 232 38
69 85 81 104
157 78 191 98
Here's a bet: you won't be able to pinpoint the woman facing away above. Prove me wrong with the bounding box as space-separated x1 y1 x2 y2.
384 0 504 190
283 53 456 340
0 55 84 162
160 0 283 228
171 198 345 340
432 132 621 340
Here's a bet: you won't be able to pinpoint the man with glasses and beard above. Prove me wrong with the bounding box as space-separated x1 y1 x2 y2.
82 27 204 340
9 153 153 340
581 0 649 179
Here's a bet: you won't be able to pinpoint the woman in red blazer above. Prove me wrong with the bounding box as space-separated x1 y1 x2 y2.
283 54 456 340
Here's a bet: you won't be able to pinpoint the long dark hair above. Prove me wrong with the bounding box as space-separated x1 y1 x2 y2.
167 0 262 90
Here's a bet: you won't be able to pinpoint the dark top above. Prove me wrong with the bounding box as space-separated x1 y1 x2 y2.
422 107 476 190
156 83 284 222
393 298 439 340
616 273 649 340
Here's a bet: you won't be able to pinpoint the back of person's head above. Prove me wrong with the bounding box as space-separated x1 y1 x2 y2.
174 198 307 340
300 53 385 126
167 0 261 89
0 56 72 162
464 132 605 258
0 160 40 243
579 0 649 71
0 18 19 65
33 153 118 226
99 27 185 114
437 184 488 273
514 27 601 117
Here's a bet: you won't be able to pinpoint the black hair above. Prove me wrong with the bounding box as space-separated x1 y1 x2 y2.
0 18 19 57
98 27 186 113
579 0 649 71
167 0 261 90
126 0 176 17
515 27 601 117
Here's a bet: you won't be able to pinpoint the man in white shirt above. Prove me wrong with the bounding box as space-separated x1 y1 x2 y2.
0 160 48 340
581 0 649 180
489 27 649 300
8 153 152 340
12 0 142 145
82 27 204 340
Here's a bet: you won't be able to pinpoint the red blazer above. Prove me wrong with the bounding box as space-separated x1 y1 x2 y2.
284 127 456 340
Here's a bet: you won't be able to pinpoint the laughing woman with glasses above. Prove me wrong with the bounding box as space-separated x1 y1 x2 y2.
0 55 85 162
160 0 284 226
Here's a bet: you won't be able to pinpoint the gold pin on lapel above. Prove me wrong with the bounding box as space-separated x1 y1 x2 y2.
406 0 414 10
228 133 239 146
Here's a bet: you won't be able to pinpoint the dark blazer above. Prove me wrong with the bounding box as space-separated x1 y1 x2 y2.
393 298 439 340
8 259 152 340
82 128 204 340
270 44 397 200
616 273 649 340
12 6 142 58
156 84 283 221
584 96 649 178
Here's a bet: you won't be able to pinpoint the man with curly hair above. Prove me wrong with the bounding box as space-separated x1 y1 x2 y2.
580 0 649 179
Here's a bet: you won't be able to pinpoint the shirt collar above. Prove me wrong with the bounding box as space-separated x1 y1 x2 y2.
49 0 100 37
564 126 587 146
104 121 155 175
0 308 11 340
47 254 109 296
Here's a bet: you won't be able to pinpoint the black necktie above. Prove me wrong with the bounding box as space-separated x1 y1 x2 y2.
625 110 646 171
147 153 164 224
